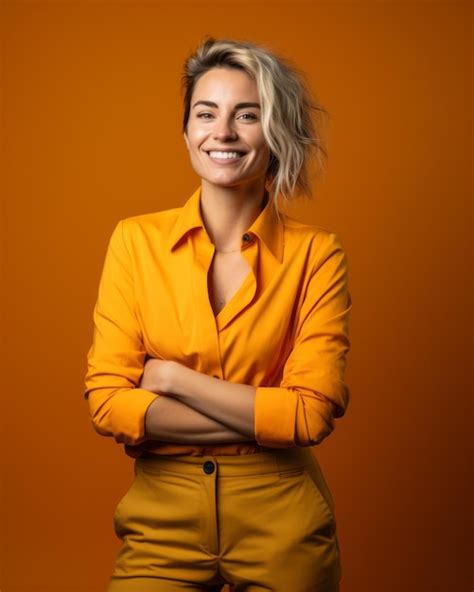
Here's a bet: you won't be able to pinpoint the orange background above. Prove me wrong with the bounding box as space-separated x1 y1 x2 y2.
1 1 472 591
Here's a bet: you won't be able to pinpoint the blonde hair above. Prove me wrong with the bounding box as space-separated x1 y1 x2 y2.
181 36 329 217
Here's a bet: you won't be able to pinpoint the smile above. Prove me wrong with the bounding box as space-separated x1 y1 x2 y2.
206 150 246 164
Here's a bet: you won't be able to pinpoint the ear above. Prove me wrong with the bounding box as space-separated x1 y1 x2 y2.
183 131 190 151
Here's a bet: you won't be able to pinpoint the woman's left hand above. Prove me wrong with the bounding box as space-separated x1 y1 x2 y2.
139 358 177 394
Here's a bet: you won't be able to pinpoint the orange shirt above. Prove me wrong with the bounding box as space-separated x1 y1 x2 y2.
83 186 352 459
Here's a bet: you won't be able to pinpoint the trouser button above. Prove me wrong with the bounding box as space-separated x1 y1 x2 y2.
203 461 215 474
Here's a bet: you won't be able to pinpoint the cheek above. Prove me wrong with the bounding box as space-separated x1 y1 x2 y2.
186 125 207 147
249 133 269 155
255 143 270 161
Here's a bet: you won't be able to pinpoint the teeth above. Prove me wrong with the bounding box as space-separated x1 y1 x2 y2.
208 151 243 159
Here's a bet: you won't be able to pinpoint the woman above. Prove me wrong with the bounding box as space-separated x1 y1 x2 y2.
84 36 352 592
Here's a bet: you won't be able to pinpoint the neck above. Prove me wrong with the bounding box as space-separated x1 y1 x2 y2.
199 179 268 251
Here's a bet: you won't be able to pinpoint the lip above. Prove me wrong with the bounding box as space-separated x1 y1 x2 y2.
205 148 247 154
205 150 246 165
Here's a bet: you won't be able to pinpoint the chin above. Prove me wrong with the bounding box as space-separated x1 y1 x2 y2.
203 176 246 187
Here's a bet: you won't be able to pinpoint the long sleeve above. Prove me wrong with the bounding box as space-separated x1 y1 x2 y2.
83 219 159 446
254 232 352 448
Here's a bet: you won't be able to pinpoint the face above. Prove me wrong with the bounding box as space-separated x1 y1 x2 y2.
183 67 270 190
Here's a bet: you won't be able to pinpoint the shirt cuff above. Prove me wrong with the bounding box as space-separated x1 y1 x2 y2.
109 388 160 446
254 386 299 448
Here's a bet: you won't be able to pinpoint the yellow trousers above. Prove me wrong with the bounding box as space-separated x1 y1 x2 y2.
107 447 341 591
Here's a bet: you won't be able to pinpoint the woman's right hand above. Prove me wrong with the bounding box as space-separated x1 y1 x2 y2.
139 357 175 393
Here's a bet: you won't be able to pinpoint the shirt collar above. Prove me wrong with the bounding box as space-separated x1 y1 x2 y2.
167 185 284 263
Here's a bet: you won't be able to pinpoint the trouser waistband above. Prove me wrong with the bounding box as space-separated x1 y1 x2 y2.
136 447 317 477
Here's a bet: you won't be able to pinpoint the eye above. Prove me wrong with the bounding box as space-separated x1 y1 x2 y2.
196 112 257 121
238 113 257 120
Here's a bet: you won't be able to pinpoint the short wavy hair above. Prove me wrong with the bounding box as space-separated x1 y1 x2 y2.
181 36 329 215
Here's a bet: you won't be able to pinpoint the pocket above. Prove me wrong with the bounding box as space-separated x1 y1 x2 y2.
277 465 335 534
302 467 336 525
277 466 306 479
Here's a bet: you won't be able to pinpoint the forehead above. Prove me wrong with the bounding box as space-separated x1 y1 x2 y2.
192 67 259 101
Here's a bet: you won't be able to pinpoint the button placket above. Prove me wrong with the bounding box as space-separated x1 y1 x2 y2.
199 458 219 555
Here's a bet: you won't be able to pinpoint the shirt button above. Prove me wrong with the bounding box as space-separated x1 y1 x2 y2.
203 461 215 474
242 233 251 242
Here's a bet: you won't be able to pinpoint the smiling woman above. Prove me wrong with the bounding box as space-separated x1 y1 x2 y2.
181 37 329 220
183 67 271 202
84 36 350 592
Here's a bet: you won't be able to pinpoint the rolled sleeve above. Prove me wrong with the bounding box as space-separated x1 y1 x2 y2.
255 232 352 448
83 219 159 446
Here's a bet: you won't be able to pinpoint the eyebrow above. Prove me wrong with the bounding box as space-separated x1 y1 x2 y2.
192 100 261 110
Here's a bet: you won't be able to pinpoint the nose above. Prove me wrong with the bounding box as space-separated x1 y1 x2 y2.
213 117 238 141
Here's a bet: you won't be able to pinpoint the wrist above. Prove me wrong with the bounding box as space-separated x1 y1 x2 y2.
166 360 184 395
169 362 196 399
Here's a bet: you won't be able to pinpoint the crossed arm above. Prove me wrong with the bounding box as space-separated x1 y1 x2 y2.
85 221 351 449
142 359 257 445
